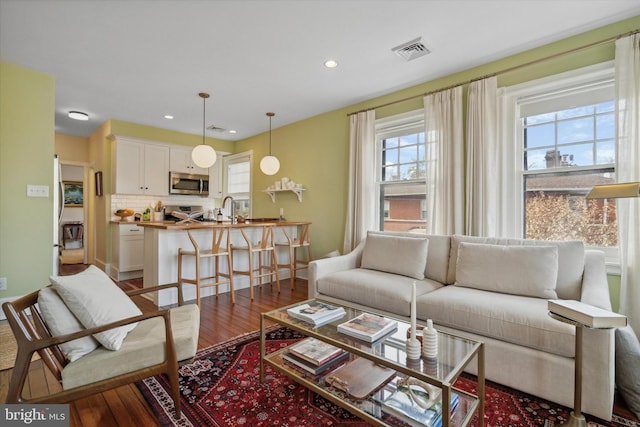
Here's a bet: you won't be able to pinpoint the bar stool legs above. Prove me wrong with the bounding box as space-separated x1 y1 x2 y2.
232 225 280 300
276 223 312 289
178 228 234 308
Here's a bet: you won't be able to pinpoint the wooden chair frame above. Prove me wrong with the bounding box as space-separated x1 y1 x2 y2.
2 282 191 419
232 225 280 300
276 223 312 289
178 227 235 307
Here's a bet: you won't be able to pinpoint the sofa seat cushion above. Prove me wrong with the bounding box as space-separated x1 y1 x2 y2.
416 286 574 357
317 268 443 316
62 304 200 390
361 232 429 280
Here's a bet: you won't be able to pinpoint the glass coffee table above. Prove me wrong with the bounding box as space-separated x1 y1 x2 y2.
261 299 484 427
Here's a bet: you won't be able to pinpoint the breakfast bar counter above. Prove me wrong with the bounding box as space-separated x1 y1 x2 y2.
134 220 311 306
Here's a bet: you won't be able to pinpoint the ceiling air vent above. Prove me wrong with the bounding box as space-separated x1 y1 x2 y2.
207 124 226 133
392 37 430 61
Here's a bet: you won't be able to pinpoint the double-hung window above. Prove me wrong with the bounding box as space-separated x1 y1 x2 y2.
506 63 617 261
223 151 252 218
375 110 427 233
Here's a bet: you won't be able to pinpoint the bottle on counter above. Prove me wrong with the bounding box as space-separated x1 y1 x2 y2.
216 208 223 223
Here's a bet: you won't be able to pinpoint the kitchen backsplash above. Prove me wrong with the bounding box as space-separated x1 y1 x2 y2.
111 195 221 220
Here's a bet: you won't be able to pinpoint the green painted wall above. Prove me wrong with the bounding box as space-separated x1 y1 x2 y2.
0 62 55 299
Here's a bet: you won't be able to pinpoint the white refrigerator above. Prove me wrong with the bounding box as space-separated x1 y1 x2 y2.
53 155 63 275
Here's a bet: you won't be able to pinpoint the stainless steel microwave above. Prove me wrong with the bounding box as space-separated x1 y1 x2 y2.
169 172 209 196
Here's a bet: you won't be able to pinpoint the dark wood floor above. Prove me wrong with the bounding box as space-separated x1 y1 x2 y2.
1 264 637 425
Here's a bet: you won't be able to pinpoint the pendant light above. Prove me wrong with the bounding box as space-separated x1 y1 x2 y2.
191 92 217 168
260 112 280 175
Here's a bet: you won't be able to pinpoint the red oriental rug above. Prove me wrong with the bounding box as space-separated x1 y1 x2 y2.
136 327 639 427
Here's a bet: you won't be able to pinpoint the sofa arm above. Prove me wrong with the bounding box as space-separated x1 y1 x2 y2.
580 249 612 311
308 241 365 299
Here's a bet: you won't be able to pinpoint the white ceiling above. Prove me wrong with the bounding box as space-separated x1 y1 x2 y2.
1 0 639 140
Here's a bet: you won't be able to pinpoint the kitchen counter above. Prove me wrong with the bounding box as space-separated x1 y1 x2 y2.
134 219 310 229
138 220 311 306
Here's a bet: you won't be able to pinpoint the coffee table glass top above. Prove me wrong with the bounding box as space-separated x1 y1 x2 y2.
263 298 481 385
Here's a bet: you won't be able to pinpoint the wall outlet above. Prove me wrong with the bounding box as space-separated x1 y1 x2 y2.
0 277 6 291
27 184 49 198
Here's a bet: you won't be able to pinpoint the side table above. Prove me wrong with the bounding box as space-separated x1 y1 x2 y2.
548 300 627 427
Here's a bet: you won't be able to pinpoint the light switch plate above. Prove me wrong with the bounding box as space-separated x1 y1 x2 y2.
27 185 49 197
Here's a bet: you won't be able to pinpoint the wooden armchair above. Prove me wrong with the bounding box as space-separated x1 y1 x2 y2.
2 281 199 419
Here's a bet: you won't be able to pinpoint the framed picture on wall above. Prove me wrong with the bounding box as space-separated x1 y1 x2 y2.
63 181 83 207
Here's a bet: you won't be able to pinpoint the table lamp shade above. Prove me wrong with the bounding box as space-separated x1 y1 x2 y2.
586 182 640 199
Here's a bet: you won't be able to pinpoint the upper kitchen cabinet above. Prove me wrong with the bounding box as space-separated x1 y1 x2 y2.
169 146 209 175
112 136 169 195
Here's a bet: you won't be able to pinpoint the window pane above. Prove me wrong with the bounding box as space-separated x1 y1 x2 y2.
524 123 555 149
525 112 555 125
380 183 426 233
596 140 616 164
596 101 614 113
558 117 593 144
525 147 554 170
596 113 615 139
556 105 593 120
524 171 617 247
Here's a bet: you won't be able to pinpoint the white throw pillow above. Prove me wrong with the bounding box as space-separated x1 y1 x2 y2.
454 242 559 299
50 265 142 350
38 287 99 362
361 232 429 280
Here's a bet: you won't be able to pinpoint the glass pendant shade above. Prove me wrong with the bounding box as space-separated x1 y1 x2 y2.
260 111 280 175
260 155 280 175
192 144 217 168
190 92 217 169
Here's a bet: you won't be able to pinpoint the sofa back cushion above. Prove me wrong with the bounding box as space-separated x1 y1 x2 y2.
361 232 429 280
423 234 451 283
454 242 559 299
447 235 584 300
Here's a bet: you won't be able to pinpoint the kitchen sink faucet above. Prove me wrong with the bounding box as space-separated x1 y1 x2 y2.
222 196 235 223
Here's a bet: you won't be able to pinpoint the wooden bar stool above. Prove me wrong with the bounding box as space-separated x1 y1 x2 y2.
178 227 234 308
276 223 312 289
232 225 280 300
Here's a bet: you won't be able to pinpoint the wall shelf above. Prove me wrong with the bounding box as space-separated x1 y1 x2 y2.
263 188 305 203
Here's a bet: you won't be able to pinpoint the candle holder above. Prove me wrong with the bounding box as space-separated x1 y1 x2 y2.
406 338 421 360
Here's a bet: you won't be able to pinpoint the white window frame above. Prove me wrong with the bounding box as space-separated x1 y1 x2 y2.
500 61 619 271
375 109 426 232
222 150 253 217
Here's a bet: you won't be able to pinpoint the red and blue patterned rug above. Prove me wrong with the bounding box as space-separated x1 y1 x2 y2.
136 327 638 427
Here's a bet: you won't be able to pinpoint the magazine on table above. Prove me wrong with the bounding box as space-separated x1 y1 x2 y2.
283 350 349 376
381 383 460 427
337 312 398 342
287 301 346 326
288 337 347 366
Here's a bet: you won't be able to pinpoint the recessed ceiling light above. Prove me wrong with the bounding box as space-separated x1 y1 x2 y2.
229 130 237 134
68 111 89 121
164 115 174 119
324 59 338 68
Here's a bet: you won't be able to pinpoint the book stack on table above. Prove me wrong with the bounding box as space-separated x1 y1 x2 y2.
287 301 346 326
283 337 349 375
381 384 460 427
337 312 398 342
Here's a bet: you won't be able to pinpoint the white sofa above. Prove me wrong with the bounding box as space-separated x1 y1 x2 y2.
308 231 615 421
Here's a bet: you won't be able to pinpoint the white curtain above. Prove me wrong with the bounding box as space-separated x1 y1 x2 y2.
465 77 498 236
343 110 376 253
615 34 640 334
423 87 464 235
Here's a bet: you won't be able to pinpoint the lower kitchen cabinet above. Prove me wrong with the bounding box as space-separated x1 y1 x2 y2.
111 223 144 281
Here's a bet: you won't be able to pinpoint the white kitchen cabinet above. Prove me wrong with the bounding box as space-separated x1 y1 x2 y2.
110 223 144 280
169 146 209 175
209 159 223 198
112 136 169 195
